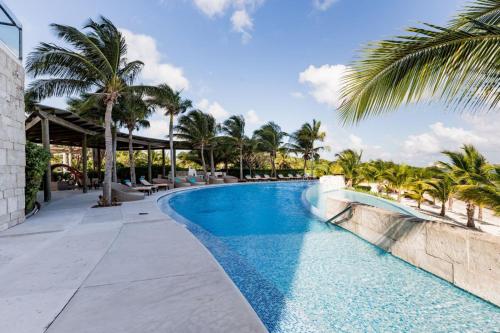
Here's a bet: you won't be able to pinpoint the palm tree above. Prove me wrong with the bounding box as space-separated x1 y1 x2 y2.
384 164 411 202
426 175 454 216
26 17 153 204
440 145 491 228
405 180 429 209
175 110 217 177
253 122 287 178
288 119 326 176
119 93 153 184
335 149 363 188
221 115 247 180
457 166 500 216
147 84 193 183
339 0 500 124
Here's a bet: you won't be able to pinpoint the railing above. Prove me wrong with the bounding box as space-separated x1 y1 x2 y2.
0 1 22 60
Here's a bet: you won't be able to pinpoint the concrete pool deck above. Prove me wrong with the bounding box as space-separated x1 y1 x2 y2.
0 190 267 333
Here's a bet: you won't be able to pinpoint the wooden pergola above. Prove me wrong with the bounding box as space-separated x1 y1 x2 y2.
26 104 193 202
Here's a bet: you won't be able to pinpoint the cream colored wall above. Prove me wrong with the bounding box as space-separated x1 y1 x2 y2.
326 197 500 306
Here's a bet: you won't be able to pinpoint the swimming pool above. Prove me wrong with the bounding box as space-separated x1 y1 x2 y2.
159 182 499 332
304 184 431 220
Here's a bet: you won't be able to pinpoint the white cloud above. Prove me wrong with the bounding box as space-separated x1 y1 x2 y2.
245 109 262 125
403 121 488 158
192 0 264 42
138 118 167 139
196 99 229 120
121 28 190 91
231 9 253 43
193 0 231 16
313 0 338 11
299 64 349 108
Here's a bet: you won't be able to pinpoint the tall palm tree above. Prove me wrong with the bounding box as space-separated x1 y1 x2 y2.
119 93 153 184
457 166 500 216
335 149 363 188
339 0 500 124
222 115 247 180
288 119 326 176
147 84 193 183
253 122 287 178
175 110 217 177
26 16 153 204
384 164 411 202
440 144 491 228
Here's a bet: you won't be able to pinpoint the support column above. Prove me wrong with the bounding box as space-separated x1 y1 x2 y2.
147 144 152 182
41 117 51 202
161 148 166 178
82 134 88 193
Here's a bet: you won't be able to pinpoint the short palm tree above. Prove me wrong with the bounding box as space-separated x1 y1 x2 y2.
384 164 411 202
457 166 500 216
440 145 491 228
288 119 326 176
26 17 153 204
339 0 500 124
335 149 363 188
175 110 217 177
405 180 429 209
426 175 454 216
147 84 193 183
253 122 287 178
222 115 247 180
119 93 153 184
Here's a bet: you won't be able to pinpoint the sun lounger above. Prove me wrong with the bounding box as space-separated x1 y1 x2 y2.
245 175 254 181
294 174 304 180
111 182 145 202
254 174 264 181
152 178 172 190
209 176 224 185
140 179 159 192
278 174 289 180
263 174 275 181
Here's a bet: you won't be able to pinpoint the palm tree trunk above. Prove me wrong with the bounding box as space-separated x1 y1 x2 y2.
200 143 207 177
128 128 136 185
271 151 276 178
239 146 243 180
478 205 483 221
440 201 446 216
169 113 175 186
111 125 117 182
397 189 402 202
103 99 114 205
210 147 215 176
466 202 475 228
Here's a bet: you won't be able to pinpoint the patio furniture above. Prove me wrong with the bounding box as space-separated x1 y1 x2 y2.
278 174 289 180
209 176 225 185
111 182 145 202
263 174 275 181
187 176 206 186
254 174 264 181
223 176 238 183
174 177 192 188
152 178 172 190
245 175 254 181
140 179 159 192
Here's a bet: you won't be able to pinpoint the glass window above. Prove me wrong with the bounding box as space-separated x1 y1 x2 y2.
0 1 22 60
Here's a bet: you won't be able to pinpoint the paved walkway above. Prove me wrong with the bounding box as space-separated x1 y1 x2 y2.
0 190 267 333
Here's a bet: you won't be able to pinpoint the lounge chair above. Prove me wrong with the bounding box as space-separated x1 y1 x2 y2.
294 174 304 180
111 182 145 202
223 176 239 183
278 174 289 180
263 174 275 181
209 176 225 185
245 175 255 182
174 177 192 188
254 174 264 181
140 179 159 192
187 176 206 186
152 178 172 190
287 173 295 180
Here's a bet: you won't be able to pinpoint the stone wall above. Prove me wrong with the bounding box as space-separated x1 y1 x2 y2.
0 44 25 231
325 197 500 306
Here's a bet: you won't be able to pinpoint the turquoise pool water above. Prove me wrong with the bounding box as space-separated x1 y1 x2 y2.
304 184 431 220
159 182 500 332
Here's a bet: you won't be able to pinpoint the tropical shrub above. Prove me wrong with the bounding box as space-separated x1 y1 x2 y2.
25 142 50 213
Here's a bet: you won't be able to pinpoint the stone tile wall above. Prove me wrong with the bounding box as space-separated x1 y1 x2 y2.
325 197 500 306
0 44 25 231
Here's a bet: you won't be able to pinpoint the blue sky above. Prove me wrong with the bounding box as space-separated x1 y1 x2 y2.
7 0 499 165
